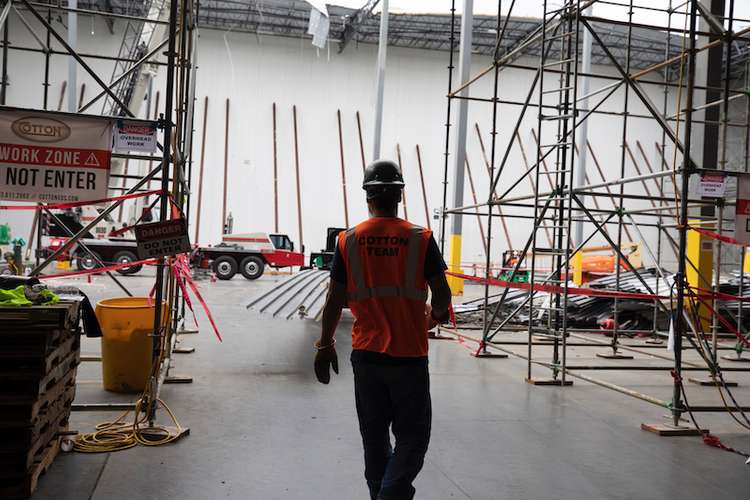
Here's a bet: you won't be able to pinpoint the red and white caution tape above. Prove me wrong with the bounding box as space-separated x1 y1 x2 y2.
36 258 158 279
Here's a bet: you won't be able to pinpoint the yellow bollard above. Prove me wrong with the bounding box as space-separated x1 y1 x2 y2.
447 234 464 296
572 251 583 286
686 221 714 332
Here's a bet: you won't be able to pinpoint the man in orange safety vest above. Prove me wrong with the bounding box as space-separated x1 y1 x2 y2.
314 159 452 500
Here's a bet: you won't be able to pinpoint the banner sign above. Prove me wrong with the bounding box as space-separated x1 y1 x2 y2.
736 173 750 245
114 120 158 153
0 108 113 203
134 218 191 259
698 173 727 197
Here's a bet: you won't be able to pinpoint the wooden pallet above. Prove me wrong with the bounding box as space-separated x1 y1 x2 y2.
0 349 80 400
0 435 64 500
0 302 79 331
0 405 70 480
0 302 80 365
0 382 76 452
0 334 79 377
0 368 77 424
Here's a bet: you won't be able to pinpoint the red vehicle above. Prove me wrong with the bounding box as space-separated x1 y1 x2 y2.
193 233 304 280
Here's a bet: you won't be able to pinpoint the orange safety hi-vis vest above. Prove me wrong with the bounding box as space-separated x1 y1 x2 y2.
339 217 432 358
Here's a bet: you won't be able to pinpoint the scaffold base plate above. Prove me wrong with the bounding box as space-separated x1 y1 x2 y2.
177 329 199 335
173 347 195 354
687 377 738 387
525 378 573 386
428 332 454 341
720 355 750 363
164 375 193 384
472 351 508 359
139 426 190 442
595 352 634 360
641 423 705 436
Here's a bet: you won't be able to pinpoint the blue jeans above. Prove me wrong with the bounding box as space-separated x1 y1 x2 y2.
351 354 431 500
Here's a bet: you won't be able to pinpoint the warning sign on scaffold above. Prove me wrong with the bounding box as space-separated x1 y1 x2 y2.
0 107 114 204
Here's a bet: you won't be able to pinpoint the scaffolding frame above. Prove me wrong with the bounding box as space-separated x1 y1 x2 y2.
0 0 198 421
441 0 750 428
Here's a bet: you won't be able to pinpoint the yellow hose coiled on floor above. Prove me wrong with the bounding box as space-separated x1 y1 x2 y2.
74 398 184 453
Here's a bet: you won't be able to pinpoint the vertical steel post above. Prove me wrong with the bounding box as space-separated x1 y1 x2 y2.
573 3 592 248
1 9 8 104
482 0 504 352
672 0 699 426
439 0 458 255
372 0 388 160
447 0 474 295
610 0 634 358
150 0 179 420
67 0 77 112
42 8 51 109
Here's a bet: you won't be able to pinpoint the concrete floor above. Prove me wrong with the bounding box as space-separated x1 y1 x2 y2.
33 273 750 500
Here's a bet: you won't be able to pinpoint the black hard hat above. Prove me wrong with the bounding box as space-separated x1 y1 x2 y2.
362 160 405 195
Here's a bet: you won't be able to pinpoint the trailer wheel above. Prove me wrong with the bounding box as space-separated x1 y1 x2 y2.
240 256 265 280
213 256 238 280
76 251 101 272
113 251 142 275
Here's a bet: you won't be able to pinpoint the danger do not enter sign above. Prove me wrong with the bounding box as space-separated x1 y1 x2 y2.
0 107 114 204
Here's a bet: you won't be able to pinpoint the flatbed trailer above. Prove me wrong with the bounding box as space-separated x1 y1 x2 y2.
193 233 304 280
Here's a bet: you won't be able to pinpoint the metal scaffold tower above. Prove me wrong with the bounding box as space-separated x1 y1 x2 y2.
440 0 750 431
0 0 200 442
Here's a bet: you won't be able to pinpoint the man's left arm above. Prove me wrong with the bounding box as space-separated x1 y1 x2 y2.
315 279 347 384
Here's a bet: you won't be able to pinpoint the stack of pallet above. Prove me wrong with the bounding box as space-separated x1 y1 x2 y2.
0 302 81 499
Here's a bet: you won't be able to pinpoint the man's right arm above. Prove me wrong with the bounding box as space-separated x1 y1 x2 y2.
423 234 451 323
427 273 451 323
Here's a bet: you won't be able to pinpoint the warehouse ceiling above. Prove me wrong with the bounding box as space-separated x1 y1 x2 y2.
27 0 750 77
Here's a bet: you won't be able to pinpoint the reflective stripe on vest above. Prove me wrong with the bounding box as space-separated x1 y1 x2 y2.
345 226 428 302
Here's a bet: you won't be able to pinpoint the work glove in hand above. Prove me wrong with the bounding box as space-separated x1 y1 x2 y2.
425 304 439 331
314 345 339 384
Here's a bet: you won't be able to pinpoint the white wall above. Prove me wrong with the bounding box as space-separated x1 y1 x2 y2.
3 10 689 267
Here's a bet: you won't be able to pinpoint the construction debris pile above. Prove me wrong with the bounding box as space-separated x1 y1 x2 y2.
454 269 676 333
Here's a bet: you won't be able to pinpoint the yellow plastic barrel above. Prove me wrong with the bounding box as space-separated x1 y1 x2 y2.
95 297 164 393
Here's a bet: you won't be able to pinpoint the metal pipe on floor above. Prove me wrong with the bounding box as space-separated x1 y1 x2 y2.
356 110 366 171
415 144 431 229
465 158 487 258
293 105 304 250
515 131 553 247
475 123 513 252
337 109 350 227
273 102 279 232
222 98 230 233
194 96 209 242
56 81 67 111
396 143 409 220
